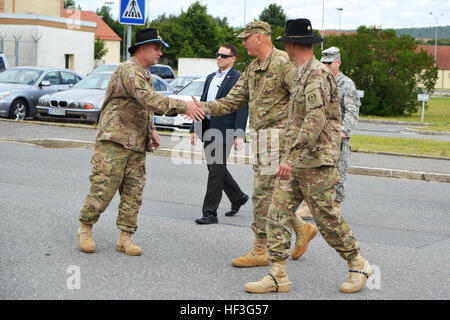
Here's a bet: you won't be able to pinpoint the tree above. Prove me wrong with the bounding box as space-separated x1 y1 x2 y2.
96 5 125 60
324 26 438 116
94 38 108 60
64 0 75 9
259 3 287 28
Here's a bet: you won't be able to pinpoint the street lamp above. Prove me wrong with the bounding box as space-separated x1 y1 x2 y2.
337 8 343 31
429 10 447 66
321 0 325 50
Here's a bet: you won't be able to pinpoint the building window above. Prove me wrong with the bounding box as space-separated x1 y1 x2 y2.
65 54 74 70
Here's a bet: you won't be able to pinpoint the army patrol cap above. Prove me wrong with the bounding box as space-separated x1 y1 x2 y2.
237 21 272 39
321 46 341 63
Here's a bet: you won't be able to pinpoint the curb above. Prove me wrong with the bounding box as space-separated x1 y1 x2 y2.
359 119 434 126
401 128 450 136
348 166 450 183
351 148 450 161
3 138 449 184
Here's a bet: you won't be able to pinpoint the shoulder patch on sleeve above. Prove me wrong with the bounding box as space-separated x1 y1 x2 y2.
305 81 324 110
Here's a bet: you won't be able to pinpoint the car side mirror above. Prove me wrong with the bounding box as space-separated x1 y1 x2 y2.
40 80 51 87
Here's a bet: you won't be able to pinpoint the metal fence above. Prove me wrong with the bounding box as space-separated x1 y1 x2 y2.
0 33 39 67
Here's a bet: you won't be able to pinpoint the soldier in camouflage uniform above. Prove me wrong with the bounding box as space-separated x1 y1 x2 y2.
245 19 371 294
296 46 361 219
193 21 318 267
77 28 204 256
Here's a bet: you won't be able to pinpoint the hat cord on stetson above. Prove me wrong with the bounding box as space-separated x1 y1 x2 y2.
284 34 314 38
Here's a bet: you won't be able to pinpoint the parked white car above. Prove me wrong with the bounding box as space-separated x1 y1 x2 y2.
154 78 205 131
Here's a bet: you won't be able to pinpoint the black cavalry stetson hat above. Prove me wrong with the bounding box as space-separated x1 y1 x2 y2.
128 28 169 55
276 18 323 45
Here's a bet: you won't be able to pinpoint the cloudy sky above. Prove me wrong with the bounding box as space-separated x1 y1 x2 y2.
76 0 449 30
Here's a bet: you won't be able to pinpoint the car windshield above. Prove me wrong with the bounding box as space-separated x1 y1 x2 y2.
73 73 112 90
0 68 43 85
91 64 118 74
171 77 197 88
176 80 204 96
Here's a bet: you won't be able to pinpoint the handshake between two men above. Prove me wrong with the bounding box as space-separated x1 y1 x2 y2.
183 96 205 122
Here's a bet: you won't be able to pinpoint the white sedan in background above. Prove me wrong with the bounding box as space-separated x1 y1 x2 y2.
154 78 205 131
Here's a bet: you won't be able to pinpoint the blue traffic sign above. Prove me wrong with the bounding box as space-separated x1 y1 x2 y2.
119 0 146 25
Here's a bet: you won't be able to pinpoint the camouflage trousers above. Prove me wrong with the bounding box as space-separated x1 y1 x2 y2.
266 165 360 261
251 163 303 239
79 140 146 234
335 138 351 203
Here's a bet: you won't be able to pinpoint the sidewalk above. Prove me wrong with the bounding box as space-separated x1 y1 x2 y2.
1 119 449 183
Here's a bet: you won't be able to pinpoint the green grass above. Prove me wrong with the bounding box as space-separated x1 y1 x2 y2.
351 134 450 158
361 97 450 132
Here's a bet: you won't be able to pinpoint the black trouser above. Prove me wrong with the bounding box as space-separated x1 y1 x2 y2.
202 141 245 215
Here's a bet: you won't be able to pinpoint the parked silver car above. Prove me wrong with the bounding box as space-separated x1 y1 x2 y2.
0 66 82 120
37 72 176 124
89 63 176 82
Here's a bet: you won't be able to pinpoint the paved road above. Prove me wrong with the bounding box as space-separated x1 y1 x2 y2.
1 141 449 300
1 120 450 177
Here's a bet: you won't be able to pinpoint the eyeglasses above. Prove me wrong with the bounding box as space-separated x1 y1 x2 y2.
216 53 234 59
322 61 333 65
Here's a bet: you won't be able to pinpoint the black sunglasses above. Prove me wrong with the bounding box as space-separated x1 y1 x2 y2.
322 61 333 65
216 53 234 58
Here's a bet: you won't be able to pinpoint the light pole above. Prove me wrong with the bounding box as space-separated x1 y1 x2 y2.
337 8 343 31
321 0 325 50
429 10 447 66
244 0 247 26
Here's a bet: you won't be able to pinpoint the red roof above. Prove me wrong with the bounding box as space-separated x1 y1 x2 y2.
416 45 450 70
320 30 355 37
62 9 121 41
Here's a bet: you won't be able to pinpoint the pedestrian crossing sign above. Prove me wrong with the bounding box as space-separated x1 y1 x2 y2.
120 0 146 25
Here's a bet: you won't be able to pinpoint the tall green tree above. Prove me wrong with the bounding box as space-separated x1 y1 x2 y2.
64 0 76 9
94 38 108 60
259 3 287 28
324 26 438 116
96 5 125 60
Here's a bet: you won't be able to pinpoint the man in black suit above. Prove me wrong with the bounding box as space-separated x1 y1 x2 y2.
190 44 249 225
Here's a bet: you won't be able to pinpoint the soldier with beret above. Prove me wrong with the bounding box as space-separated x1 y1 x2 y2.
191 21 318 267
77 28 204 256
245 19 372 294
296 46 361 219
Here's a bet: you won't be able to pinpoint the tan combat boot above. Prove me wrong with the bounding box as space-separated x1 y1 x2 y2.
295 203 313 219
232 237 269 267
339 254 372 293
116 231 142 256
245 260 290 293
77 223 96 253
291 222 318 260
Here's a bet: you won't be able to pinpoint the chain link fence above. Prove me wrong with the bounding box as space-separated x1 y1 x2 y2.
0 33 39 67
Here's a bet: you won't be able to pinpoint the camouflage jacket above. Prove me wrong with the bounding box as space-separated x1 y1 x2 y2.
281 56 341 169
96 56 185 152
336 72 361 137
201 48 297 132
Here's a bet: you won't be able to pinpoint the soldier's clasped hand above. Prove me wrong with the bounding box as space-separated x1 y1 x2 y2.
182 98 205 121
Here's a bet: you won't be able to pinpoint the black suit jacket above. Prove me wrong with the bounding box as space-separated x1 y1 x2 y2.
190 67 249 144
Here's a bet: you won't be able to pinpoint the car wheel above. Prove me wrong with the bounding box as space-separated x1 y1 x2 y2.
10 99 28 120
